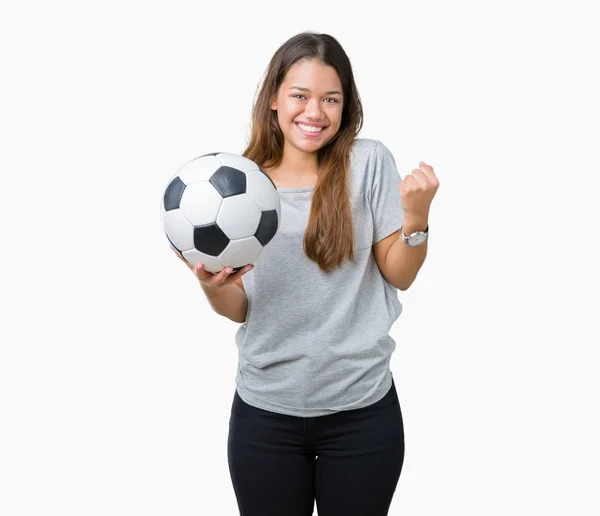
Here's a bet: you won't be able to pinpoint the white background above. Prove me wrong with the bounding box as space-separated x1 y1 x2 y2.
1 0 598 514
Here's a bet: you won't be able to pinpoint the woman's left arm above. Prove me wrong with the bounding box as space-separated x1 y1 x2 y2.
373 161 439 290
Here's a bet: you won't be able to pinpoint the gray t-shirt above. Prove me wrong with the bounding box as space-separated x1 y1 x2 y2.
234 138 405 417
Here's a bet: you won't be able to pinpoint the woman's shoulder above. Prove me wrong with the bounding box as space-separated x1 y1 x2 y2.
352 137 400 167
348 138 383 196
351 137 397 164
348 138 399 195
351 137 381 156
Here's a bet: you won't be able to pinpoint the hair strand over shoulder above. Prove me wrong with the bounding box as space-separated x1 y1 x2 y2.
243 32 364 273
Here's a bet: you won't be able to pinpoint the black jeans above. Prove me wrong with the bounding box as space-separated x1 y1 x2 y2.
227 380 405 516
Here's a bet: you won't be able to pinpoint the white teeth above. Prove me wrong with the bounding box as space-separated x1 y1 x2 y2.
298 123 323 133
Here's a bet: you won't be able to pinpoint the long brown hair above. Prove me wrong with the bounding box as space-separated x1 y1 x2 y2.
242 32 364 273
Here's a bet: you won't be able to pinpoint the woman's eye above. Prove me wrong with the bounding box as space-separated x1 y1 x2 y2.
292 94 338 103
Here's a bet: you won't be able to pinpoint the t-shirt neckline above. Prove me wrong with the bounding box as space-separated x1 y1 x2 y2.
276 185 315 193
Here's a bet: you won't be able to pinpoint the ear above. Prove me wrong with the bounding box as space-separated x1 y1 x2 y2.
270 95 277 111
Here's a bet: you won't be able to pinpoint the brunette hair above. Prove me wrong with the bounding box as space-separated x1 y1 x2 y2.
242 32 364 273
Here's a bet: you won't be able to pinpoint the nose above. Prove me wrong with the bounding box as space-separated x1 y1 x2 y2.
304 98 324 120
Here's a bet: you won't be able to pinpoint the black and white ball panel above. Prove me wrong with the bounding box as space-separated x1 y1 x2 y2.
161 152 281 274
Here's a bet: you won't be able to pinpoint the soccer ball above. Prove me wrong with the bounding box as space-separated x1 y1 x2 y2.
161 152 281 273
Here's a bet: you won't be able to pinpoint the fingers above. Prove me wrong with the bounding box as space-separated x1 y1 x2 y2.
171 245 254 286
194 262 254 287
193 262 216 282
229 264 254 282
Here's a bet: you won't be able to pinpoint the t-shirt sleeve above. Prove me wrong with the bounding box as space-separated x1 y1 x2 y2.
369 141 405 244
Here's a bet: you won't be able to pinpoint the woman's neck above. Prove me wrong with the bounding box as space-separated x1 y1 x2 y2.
277 145 319 177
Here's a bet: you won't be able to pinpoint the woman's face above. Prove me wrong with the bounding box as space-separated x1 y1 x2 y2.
271 59 344 155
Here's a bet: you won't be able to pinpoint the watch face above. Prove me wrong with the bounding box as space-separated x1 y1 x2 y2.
408 233 428 246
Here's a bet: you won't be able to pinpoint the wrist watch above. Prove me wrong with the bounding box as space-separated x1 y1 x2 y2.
401 224 429 247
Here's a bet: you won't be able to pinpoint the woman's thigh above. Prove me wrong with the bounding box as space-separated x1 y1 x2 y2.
227 391 316 516
313 381 405 516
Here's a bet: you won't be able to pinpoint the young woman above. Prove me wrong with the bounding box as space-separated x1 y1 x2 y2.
174 31 439 516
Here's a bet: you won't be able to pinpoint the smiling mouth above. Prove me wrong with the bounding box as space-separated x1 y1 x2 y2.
296 123 326 135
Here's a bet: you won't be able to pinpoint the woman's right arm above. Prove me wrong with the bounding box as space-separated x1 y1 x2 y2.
201 280 249 323
171 246 252 323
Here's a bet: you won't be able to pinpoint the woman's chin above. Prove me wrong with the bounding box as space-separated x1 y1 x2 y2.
293 134 329 152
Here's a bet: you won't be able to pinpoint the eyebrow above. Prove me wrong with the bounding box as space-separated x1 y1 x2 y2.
288 86 342 96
